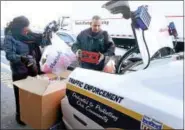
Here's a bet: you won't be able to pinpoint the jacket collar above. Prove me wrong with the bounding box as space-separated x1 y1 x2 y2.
84 28 104 39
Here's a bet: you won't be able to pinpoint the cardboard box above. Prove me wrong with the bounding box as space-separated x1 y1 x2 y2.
40 70 72 80
13 71 71 129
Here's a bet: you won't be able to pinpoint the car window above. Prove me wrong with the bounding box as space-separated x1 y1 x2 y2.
57 33 74 44
71 34 77 41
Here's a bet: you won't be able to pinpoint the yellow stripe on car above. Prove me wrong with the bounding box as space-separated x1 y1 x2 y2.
67 83 173 130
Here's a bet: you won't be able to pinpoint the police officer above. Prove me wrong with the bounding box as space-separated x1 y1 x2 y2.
72 15 115 71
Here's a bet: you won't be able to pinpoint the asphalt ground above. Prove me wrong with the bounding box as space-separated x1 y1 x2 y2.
1 51 31 129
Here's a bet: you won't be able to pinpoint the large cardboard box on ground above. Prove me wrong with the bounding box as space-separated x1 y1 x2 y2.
13 70 71 129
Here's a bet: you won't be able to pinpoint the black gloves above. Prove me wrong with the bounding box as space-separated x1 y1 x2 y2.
43 20 58 41
21 55 38 76
21 55 34 67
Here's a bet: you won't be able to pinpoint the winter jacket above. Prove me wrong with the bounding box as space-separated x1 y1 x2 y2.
71 28 115 70
72 28 115 56
3 32 50 76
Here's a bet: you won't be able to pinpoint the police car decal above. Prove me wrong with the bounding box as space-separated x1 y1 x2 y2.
66 89 141 129
66 78 172 129
140 115 163 130
68 78 124 103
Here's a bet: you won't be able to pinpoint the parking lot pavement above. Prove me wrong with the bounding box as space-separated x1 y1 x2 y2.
1 51 31 129
1 76 32 129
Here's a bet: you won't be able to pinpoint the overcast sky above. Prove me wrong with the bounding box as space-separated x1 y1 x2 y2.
1 1 73 29
1 1 183 30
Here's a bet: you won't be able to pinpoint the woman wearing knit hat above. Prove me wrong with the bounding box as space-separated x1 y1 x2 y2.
3 16 51 125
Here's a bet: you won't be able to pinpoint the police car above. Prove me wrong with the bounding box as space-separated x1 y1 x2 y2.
61 1 183 129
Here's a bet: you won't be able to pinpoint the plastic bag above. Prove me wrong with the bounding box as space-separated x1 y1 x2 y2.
103 57 116 74
40 32 77 75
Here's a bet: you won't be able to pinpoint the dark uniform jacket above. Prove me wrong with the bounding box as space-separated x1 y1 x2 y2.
72 28 115 70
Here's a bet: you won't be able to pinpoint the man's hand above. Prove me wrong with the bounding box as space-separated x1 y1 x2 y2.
97 53 105 64
76 49 82 58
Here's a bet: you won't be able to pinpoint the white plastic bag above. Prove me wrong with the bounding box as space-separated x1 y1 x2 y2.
40 32 77 75
103 57 116 74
